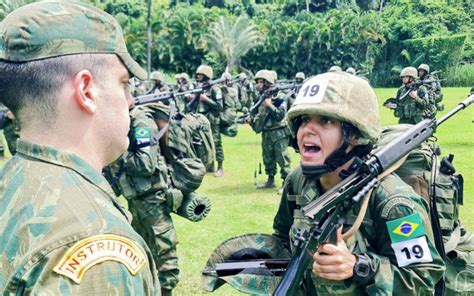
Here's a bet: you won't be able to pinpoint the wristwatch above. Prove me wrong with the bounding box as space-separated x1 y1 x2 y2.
352 253 371 284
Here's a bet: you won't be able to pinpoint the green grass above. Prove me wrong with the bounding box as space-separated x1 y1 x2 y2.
0 87 472 295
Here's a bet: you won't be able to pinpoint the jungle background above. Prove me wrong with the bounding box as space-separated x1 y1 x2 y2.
1 0 473 86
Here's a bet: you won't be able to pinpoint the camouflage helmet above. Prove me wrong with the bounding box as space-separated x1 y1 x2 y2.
288 72 381 145
221 72 232 80
150 71 165 82
400 67 418 79
174 73 182 80
269 70 278 82
239 72 247 80
202 233 291 294
346 67 356 75
295 72 305 80
196 65 213 80
254 69 275 85
180 72 190 81
0 1 146 79
417 63 430 74
328 65 342 72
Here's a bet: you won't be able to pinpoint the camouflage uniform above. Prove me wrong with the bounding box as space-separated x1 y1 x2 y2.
273 166 445 295
394 84 431 124
0 1 159 294
0 140 158 294
251 70 291 187
393 67 432 124
194 66 224 172
418 64 443 113
108 105 180 293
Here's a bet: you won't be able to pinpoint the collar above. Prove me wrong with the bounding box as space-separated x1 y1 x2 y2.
15 139 117 199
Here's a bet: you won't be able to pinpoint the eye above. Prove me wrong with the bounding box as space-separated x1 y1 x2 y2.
320 116 335 125
300 115 310 124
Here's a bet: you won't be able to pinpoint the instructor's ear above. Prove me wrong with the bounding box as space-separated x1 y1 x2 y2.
74 70 98 114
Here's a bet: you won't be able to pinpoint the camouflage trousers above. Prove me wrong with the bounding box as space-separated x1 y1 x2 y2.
128 192 179 290
211 122 224 163
398 116 423 125
262 127 291 181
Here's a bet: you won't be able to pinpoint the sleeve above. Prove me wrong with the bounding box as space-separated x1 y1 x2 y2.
21 238 158 295
124 115 159 177
266 94 287 122
357 192 445 295
203 87 223 112
413 86 430 108
272 176 297 252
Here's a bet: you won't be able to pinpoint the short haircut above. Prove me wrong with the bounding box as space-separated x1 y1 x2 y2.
0 54 112 128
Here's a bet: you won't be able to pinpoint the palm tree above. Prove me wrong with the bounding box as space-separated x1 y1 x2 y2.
0 0 36 20
206 16 264 72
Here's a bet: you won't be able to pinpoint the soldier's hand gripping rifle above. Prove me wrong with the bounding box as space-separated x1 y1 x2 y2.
273 95 474 296
235 83 299 123
185 76 232 112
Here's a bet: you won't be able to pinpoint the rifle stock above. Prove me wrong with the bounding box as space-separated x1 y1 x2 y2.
273 95 474 296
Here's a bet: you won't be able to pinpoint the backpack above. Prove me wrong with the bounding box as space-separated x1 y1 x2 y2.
377 124 473 296
220 85 239 137
174 113 216 168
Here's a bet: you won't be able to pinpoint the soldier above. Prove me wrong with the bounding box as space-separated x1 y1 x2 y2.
0 1 159 294
295 72 305 84
250 70 292 193
273 71 444 294
288 72 306 110
388 67 432 124
105 102 206 296
418 63 444 112
150 70 170 94
193 65 225 177
238 72 255 111
346 67 356 75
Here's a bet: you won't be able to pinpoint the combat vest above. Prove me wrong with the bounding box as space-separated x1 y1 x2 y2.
394 84 433 121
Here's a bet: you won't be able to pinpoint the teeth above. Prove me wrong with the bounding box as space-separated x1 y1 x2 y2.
304 143 315 147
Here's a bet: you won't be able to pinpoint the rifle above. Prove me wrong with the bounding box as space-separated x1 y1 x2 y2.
186 76 230 112
398 79 442 101
214 259 290 277
273 95 474 295
134 88 202 106
249 83 299 115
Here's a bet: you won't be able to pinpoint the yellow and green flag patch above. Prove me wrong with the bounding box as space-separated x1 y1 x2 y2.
134 127 151 139
386 213 426 243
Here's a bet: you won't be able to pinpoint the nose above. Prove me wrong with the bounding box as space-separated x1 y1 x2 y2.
127 93 135 110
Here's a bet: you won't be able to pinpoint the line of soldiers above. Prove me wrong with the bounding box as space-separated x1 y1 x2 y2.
384 64 444 124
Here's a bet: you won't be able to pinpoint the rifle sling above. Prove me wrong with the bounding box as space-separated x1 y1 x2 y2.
341 155 408 241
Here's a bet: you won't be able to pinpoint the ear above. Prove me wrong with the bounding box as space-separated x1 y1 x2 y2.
73 70 98 114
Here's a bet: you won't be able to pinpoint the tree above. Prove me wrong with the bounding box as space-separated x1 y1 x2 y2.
206 16 264 73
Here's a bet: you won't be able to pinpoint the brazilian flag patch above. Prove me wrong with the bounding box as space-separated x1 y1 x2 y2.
386 213 426 243
134 127 151 139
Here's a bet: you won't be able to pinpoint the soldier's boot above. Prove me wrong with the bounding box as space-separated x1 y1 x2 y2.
214 161 224 177
161 288 173 296
256 176 275 189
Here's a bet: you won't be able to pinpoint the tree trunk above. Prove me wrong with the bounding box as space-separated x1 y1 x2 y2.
146 0 152 78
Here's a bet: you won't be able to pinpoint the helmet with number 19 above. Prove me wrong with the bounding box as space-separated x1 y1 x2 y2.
287 71 381 176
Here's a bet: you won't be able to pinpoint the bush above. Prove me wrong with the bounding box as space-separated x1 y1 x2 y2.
443 63 474 87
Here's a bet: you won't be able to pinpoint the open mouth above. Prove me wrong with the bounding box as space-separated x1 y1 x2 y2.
302 143 321 155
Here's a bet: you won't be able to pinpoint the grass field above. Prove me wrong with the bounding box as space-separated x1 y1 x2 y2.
1 87 472 295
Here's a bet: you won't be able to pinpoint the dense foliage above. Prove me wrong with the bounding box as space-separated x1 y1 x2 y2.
1 0 472 86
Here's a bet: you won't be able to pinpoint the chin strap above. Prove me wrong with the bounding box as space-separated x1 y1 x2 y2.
301 122 371 178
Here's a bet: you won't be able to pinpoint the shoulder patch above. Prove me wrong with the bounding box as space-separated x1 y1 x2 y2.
380 197 414 219
53 234 146 284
